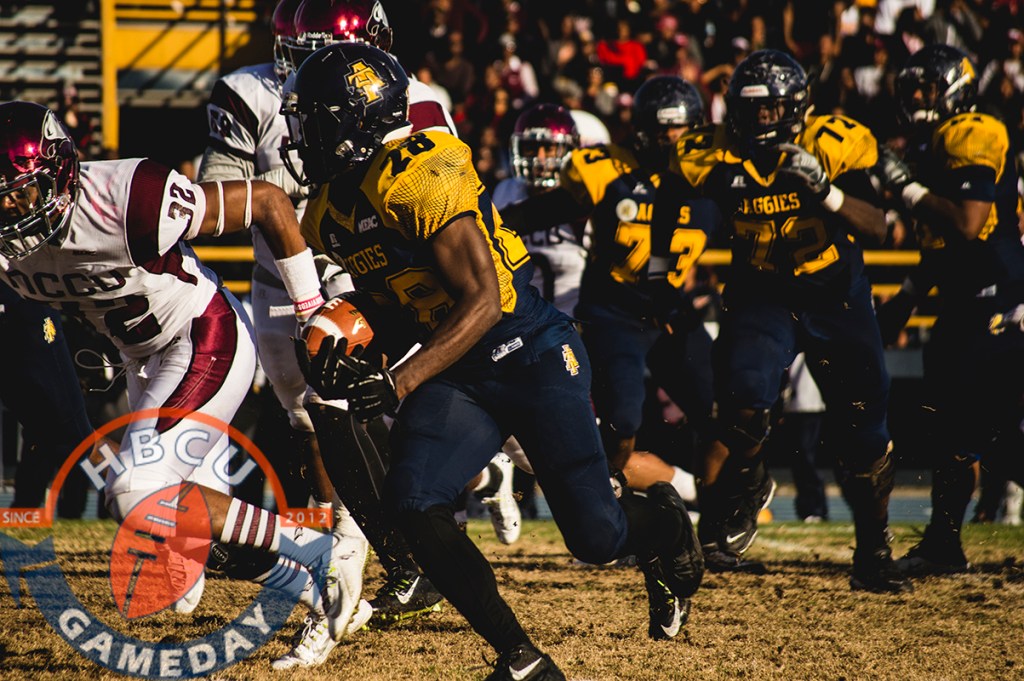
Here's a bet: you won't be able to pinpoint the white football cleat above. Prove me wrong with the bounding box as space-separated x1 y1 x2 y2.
271 599 372 671
172 571 205 615
325 531 369 641
477 453 521 545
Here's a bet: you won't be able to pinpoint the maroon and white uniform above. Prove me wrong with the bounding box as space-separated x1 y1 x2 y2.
201 63 455 424
0 158 256 515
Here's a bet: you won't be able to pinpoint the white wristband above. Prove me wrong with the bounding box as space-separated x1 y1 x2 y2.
275 248 324 315
821 185 845 212
902 182 929 209
213 181 226 237
243 179 253 229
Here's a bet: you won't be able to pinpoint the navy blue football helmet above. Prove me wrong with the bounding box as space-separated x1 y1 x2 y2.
896 44 977 126
280 41 409 186
632 76 705 164
726 50 809 151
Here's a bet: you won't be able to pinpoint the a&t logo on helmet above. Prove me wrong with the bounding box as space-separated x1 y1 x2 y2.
347 60 385 104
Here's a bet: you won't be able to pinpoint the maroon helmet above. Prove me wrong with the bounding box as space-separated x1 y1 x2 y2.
0 101 79 259
510 104 580 188
272 0 303 82
284 0 393 73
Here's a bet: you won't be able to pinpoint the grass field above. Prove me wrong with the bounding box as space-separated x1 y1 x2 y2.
0 519 1022 680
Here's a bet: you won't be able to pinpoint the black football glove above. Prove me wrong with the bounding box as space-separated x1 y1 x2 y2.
341 360 399 422
875 291 916 347
777 143 830 202
293 335 398 420
294 335 351 400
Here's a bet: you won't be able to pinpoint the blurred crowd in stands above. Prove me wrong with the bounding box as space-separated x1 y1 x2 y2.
390 0 1024 208
386 0 1024 350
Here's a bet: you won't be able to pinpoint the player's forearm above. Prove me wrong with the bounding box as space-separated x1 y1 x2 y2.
834 194 887 245
392 290 501 399
911 192 980 241
246 181 307 258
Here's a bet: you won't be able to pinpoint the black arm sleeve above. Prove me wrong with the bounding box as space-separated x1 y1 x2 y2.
651 172 691 259
499 186 591 236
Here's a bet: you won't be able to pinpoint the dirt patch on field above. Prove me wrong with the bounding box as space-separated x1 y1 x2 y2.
0 520 1021 680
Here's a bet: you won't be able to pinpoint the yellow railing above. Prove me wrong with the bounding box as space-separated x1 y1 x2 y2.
195 247 936 327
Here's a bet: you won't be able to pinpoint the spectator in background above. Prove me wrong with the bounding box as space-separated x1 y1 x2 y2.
875 0 935 37
497 34 539 110
416 65 454 114
597 18 648 89
922 0 983 54
436 31 475 107
810 34 843 113
784 0 844 64
56 84 94 160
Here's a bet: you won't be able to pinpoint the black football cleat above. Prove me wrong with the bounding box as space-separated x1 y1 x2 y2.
368 570 443 626
647 482 705 599
640 556 690 640
719 466 776 556
851 546 915 594
895 538 971 576
485 643 566 681
704 549 768 574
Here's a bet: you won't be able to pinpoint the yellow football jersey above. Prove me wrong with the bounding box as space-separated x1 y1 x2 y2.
667 116 877 284
302 130 542 342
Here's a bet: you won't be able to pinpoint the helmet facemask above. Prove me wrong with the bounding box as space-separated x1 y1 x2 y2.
727 89 808 151
0 107 79 259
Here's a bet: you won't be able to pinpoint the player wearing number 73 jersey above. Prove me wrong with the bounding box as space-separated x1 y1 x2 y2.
652 50 911 593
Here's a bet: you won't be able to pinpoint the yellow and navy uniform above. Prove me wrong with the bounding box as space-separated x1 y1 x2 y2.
656 115 892 474
302 130 555 361
561 143 718 317
905 112 1024 459
667 115 879 300
560 142 719 444
907 112 1024 300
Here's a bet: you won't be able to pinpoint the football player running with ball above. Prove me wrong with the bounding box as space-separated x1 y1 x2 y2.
652 50 911 593
875 45 1024 576
286 42 703 679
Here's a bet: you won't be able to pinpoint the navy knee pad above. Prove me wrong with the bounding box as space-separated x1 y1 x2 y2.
714 409 771 453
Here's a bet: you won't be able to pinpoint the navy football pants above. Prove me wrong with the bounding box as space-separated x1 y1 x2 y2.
715 274 890 469
386 320 627 564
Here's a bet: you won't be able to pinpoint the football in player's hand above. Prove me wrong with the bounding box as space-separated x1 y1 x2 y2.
301 296 374 360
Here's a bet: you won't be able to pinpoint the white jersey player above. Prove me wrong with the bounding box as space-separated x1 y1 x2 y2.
0 100 370 661
494 103 587 317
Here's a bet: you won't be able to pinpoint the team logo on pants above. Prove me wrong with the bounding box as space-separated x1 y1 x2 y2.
562 344 580 376
42 316 56 343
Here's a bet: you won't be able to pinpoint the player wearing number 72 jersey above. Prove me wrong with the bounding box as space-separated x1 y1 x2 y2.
652 50 910 593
